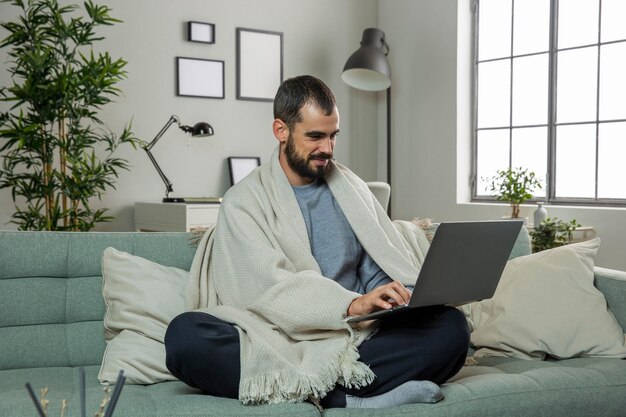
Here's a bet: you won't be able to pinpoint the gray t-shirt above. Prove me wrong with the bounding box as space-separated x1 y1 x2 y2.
292 179 392 294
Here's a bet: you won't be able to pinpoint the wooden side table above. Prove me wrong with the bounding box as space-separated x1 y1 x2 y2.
134 202 220 232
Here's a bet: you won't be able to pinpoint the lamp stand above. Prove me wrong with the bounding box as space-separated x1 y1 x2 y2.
143 115 179 202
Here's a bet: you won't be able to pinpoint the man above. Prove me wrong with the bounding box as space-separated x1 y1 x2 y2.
165 75 469 408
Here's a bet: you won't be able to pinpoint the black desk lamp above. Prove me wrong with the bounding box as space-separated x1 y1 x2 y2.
143 115 214 202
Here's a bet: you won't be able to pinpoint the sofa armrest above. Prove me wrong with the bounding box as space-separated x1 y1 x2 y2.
594 266 626 332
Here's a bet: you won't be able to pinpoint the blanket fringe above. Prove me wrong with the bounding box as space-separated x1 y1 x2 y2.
239 337 375 405
337 338 375 389
239 368 338 405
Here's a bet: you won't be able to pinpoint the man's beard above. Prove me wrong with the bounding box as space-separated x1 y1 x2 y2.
284 134 332 180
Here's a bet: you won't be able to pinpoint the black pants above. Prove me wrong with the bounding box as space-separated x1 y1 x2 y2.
164 306 470 408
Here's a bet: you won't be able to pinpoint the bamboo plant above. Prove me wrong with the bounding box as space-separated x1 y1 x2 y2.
0 0 139 231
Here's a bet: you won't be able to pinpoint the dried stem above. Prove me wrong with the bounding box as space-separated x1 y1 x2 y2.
40 387 49 417
61 399 68 417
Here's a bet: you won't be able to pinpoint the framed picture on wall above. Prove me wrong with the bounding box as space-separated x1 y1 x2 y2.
176 57 225 99
188 21 215 43
236 28 283 101
228 156 261 185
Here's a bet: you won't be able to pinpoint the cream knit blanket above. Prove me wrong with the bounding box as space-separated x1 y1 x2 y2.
186 147 430 404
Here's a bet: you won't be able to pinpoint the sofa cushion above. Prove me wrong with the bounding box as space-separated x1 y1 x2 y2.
99 248 188 385
0 231 196 372
322 357 626 417
461 238 626 360
0 366 321 417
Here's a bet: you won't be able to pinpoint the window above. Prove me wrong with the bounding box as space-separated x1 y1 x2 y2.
473 0 626 205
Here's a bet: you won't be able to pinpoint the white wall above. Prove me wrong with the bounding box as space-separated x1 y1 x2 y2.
2 0 626 270
380 0 626 270
0 0 380 231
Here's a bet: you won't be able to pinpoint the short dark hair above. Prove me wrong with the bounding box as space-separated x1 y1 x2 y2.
273 75 336 130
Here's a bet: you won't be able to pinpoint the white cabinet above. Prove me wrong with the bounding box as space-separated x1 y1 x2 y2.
134 202 220 232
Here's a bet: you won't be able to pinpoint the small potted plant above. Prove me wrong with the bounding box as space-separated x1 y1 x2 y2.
530 217 581 253
487 167 542 219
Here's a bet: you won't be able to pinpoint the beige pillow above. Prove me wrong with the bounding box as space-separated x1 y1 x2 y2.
99 247 188 384
461 238 626 360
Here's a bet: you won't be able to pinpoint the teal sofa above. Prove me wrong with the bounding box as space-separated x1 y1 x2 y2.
1 230 626 417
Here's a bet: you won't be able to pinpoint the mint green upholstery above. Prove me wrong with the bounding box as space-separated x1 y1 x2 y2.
1 230 625 417
0 367 319 417
0 232 196 371
325 357 626 417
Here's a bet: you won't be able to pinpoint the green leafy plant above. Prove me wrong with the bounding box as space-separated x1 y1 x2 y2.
487 167 542 218
0 0 139 231
530 217 581 253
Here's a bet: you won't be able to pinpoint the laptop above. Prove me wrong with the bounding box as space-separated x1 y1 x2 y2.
346 220 523 323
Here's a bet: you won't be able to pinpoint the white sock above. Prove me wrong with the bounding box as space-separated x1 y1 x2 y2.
345 380 443 408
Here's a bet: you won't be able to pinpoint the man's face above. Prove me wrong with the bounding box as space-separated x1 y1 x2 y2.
277 102 340 186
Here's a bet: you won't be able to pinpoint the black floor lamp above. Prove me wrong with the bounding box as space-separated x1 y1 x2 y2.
342 28 392 214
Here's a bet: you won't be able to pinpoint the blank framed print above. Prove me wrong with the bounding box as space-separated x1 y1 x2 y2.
176 57 224 99
188 21 215 43
236 28 283 101
228 156 261 185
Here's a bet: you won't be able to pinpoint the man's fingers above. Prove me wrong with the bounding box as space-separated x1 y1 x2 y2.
383 282 411 305
373 298 393 310
348 280 413 316
376 288 407 309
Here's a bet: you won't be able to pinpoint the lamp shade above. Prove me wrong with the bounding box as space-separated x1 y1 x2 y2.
342 28 391 91
189 122 214 137
178 121 214 137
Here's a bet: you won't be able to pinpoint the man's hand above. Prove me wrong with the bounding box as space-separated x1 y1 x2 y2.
347 280 412 317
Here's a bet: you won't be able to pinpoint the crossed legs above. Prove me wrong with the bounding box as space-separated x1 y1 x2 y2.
164 305 470 407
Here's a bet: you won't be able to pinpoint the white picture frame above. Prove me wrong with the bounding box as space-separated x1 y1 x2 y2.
236 28 283 101
176 57 224 99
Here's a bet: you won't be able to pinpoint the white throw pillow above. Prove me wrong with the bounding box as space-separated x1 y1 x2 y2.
99 247 189 384
461 238 626 360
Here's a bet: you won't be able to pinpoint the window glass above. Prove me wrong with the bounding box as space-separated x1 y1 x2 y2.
558 0 599 49
478 0 512 61
476 129 510 194
555 124 596 198
477 60 511 128
599 43 626 121
511 127 548 198
598 122 626 199
513 0 550 55
601 0 626 42
512 54 549 126
556 47 598 123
